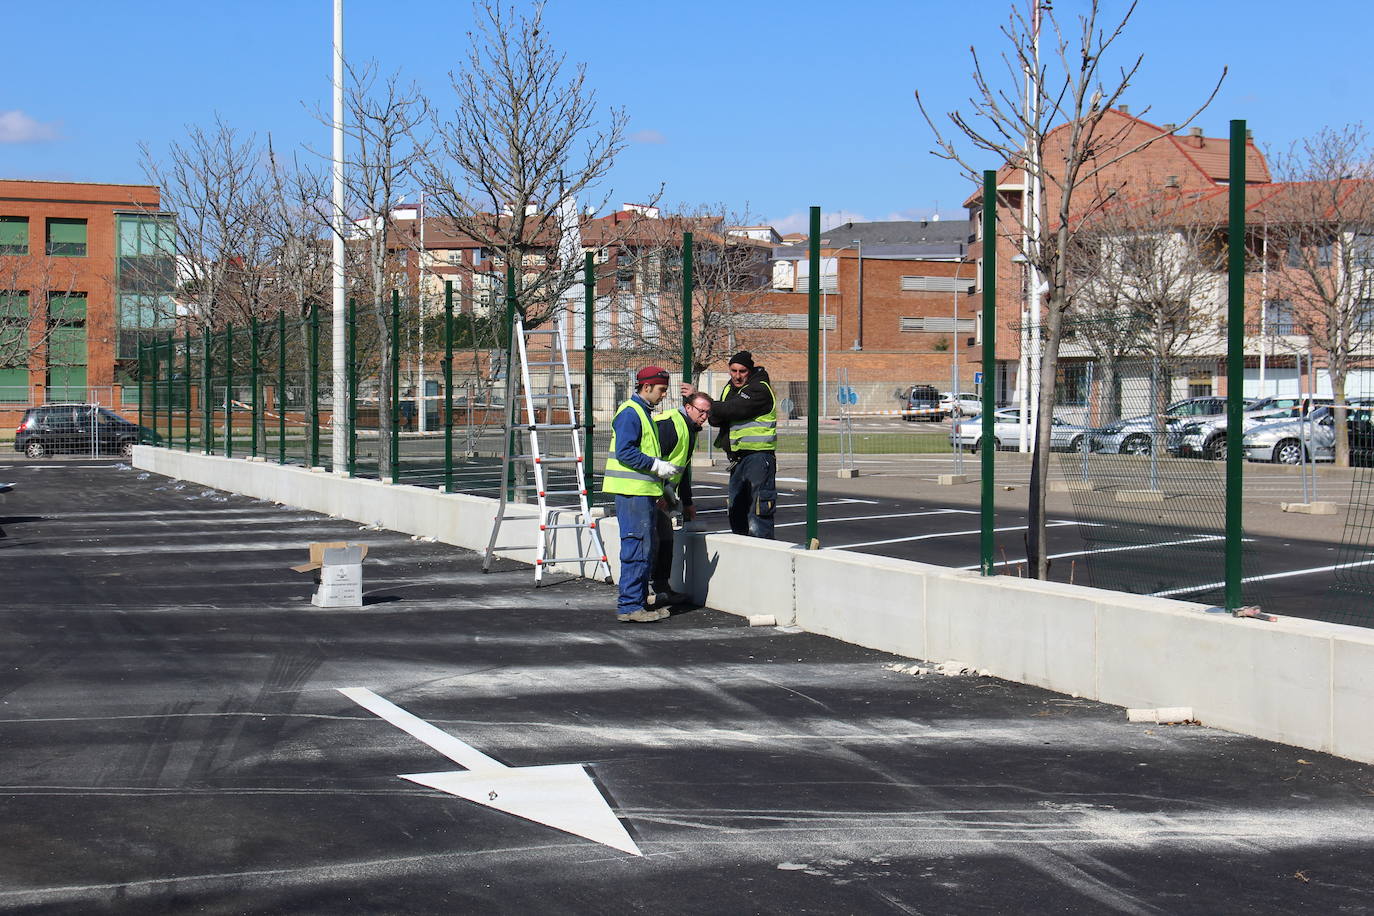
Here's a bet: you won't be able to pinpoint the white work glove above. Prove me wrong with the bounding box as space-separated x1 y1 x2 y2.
650 458 681 480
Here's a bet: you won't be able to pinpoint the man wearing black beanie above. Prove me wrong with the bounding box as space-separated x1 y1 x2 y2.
682 350 777 539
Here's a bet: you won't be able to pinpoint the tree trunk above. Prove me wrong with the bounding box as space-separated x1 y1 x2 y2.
1333 365 1349 467
1026 296 1067 579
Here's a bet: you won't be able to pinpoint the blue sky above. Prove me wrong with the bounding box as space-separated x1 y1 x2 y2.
4 1 1366 234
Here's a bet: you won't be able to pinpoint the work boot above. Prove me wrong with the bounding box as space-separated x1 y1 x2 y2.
616 608 665 623
653 590 692 607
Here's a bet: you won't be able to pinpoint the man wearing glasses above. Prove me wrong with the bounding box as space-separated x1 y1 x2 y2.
602 367 681 622
648 390 714 611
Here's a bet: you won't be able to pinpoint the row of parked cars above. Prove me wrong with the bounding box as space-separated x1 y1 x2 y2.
947 395 1374 465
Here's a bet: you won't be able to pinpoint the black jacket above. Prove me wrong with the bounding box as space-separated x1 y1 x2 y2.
709 365 774 458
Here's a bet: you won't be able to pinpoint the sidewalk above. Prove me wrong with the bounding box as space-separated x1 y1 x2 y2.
2 460 1373 913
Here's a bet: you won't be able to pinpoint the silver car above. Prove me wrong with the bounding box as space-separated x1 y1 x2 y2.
950 408 1089 453
1089 396 1233 456
1172 402 1328 460
1241 406 1373 463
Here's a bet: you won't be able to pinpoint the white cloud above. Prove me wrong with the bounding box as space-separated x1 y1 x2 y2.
629 129 666 145
767 209 869 236
0 110 60 143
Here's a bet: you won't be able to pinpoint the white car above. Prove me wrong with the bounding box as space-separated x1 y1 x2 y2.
940 391 983 417
950 408 1090 453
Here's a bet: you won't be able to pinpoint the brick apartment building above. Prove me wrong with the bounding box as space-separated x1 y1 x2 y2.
965 108 1272 406
0 180 175 415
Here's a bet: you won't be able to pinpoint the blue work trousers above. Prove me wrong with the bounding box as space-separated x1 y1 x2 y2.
727 450 776 539
614 494 658 615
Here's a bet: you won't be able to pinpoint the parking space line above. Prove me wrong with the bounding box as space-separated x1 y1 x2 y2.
695 498 877 516
958 535 1226 571
827 519 1080 551
703 508 974 533
1150 558 1374 598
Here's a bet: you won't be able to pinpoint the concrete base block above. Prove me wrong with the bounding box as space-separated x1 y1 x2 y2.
1282 501 1338 515
1051 480 1094 492
1116 488 1165 503
837 467 860 479
691 456 714 468
937 474 970 485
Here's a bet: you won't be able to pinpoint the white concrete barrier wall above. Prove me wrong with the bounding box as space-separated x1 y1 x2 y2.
134 446 1374 765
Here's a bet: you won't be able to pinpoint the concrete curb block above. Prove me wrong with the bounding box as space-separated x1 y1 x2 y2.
134 446 1374 765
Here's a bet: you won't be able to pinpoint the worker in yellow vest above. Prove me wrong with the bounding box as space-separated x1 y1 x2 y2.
648 390 713 610
602 366 681 622
682 350 777 538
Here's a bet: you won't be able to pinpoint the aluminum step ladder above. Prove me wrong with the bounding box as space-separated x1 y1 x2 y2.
482 316 611 585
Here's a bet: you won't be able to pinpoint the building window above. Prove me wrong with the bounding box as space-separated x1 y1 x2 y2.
1055 363 1090 406
1356 300 1374 332
616 269 634 292
0 217 28 255
1264 298 1295 335
47 292 87 402
1351 233 1374 269
46 218 88 258
0 291 30 402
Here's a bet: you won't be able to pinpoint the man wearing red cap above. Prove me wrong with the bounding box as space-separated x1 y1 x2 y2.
601 366 681 622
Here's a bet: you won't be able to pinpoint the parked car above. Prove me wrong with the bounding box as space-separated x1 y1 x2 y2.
950 408 1090 453
1089 396 1239 455
1241 405 1374 464
14 404 154 459
1171 399 1344 460
900 384 945 421
939 391 983 417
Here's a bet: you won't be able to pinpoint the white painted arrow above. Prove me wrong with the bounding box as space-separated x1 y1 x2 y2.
338 687 642 856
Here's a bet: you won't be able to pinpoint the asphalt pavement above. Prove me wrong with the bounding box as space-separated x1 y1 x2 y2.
2 460 1374 913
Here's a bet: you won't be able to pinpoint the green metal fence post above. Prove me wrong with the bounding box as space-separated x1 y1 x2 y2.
202 326 212 453
443 281 454 492
250 317 260 458
981 170 998 576
584 252 596 482
278 312 287 464
149 338 159 447
165 333 174 450
682 231 694 386
138 340 147 433
183 333 191 452
806 207 820 548
309 303 320 468
347 299 357 477
1225 120 1248 610
391 290 400 483
505 265 518 501
224 324 234 459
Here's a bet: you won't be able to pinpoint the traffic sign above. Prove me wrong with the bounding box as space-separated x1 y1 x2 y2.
973 371 983 384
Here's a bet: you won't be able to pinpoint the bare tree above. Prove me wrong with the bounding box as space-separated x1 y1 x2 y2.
333 62 429 480
1264 124 1374 466
419 0 633 335
140 118 277 330
601 206 773 384
915 0 1223 578
1067 186 1226 443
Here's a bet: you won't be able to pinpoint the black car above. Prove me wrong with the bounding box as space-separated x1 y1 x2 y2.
14 404 153 459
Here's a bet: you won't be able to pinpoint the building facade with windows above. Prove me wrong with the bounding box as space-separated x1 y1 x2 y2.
0 180 174 415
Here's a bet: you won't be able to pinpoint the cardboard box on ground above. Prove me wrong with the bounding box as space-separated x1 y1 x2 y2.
292 542 369 608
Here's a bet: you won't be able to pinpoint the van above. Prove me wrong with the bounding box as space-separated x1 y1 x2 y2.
901 385 944 422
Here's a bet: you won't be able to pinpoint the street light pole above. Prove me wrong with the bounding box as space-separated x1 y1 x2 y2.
329 0 347 473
